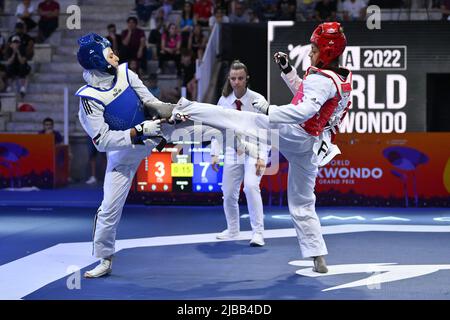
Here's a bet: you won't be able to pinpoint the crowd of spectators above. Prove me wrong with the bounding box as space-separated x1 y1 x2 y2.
1 0 449 100
1 21 34 98
0 0 60 98
124 0 448 101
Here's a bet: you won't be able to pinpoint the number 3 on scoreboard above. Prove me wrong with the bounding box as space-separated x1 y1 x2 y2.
155 161 165 179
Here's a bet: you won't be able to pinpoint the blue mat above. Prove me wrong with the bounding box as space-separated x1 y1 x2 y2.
23 231 450 300
1 205 450 299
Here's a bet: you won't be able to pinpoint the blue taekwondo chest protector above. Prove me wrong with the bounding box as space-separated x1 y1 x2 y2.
75 63 146 131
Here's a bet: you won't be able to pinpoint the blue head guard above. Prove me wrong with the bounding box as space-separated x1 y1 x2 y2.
77 33 115 74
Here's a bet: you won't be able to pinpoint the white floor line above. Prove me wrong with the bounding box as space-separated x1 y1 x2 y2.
1 224 450 300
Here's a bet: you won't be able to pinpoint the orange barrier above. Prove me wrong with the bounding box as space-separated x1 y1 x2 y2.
0 134 69 189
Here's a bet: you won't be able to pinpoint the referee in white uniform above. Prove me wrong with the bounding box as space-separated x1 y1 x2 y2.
211 60 268 246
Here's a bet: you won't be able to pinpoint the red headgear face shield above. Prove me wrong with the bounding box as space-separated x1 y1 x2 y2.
310 22 347 67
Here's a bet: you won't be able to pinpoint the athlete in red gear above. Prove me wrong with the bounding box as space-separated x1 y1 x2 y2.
147 22 352 273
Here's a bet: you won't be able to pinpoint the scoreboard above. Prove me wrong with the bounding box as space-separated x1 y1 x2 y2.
135 143 223 193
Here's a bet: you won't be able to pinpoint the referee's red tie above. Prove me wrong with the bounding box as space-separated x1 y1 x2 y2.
235 99 242 111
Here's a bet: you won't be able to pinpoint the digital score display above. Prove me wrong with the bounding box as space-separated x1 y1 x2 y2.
135 143 223 193
136 152 172 192
191 146 223 193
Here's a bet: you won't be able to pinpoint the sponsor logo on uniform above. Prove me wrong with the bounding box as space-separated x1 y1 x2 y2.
112 88 122 97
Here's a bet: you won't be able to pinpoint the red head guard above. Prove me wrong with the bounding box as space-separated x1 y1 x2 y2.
310 22 346 67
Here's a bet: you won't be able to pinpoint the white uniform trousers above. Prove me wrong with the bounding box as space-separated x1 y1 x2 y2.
280 126 328 258
93 146 150 258
222 153 264 234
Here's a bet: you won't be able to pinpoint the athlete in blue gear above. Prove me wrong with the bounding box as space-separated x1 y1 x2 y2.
76 33 173 278
76 33 226 278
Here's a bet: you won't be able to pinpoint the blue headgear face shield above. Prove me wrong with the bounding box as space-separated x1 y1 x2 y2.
77 33 116 74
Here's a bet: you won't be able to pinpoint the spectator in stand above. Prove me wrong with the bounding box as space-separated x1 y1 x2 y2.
161 0 174 21
106 24 123 57
16 0 37 32
247 8 260 22
229 1 251 23
248 0 265 20
275 0 297 20
342 0 366 21
314 0 337 21
188 23 207 60
209 7 230 27
4 35 31 98
37 0 60 43
215 0 232 14
159 23 182 73
121 17 147 70
85 137 106 185
193 0 214 27
9 22 35 61
179 49 197 99
298 0 317 21
262 0 278 20
179 1 196 48
135 0 161 26
148 9 165 62
38 117 63 145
